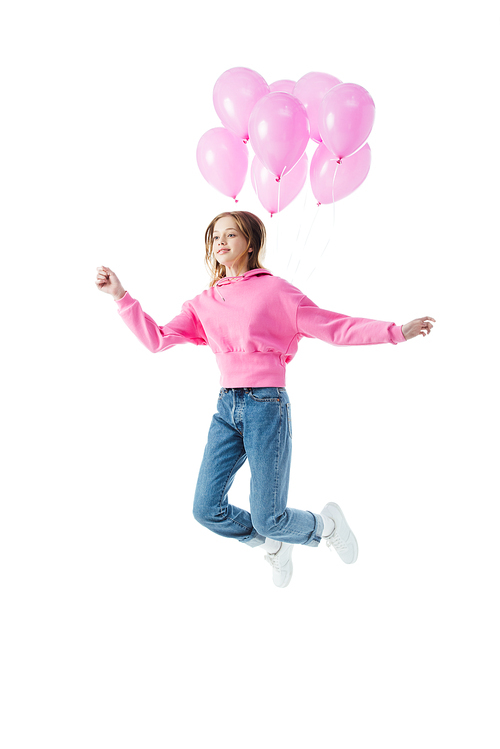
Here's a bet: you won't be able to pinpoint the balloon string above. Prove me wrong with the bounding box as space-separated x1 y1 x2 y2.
276 170 283 257
290 203 320 284
285 186 308 276
304 239 331 283
294 159 341 285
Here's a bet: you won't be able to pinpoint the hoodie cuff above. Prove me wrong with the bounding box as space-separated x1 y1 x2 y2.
392 324 407 343
115 291 133 310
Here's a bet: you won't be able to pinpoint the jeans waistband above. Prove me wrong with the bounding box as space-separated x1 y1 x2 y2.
220 387 286 394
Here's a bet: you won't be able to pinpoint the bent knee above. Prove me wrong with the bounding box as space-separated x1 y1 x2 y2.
252 515 281 539
193 503 210 525
193 501 226 527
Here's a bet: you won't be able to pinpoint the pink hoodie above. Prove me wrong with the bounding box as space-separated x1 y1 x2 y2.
115 269 406 387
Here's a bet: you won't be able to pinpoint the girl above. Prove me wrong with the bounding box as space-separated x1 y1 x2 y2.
96 211 435 589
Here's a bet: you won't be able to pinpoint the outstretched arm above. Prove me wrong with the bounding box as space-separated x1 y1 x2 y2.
96 266 207 352
401 317 436 340
296 296 407 345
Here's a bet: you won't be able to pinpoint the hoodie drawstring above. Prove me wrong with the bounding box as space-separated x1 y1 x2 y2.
215 270 272 302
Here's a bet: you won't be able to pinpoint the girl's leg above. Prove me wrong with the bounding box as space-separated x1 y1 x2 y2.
193 389 266 547
243 388 324 546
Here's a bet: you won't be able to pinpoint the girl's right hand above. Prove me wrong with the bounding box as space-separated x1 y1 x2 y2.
95 266 126 301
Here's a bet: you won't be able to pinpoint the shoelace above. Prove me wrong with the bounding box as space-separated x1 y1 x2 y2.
265 552 283 571
325 530 348 553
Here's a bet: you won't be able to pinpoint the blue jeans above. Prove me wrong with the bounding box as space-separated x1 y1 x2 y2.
193 388 324 547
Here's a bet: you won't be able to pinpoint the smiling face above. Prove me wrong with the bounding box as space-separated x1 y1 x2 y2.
212 216 252 277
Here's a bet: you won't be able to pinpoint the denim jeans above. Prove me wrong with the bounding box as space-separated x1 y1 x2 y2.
193 388 324 547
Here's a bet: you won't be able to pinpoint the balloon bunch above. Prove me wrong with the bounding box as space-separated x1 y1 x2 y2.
196 67 375 216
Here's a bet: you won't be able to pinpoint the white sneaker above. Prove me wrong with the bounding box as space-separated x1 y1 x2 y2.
321 502 358 564
265 542 294 588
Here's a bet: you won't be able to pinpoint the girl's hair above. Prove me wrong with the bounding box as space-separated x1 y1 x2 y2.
204 211 267 287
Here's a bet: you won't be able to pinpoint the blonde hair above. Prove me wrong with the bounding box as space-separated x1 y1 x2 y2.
204 211 267 287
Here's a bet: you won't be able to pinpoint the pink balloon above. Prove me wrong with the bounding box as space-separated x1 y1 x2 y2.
213 67 269 142
269 79 296 94
196 127 248 200
319 83 375 159
251 152 308 216
293 72 342 143
248 92 310 181
310 142 371 204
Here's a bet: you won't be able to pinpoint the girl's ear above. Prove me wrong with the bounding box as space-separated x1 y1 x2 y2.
248 248 253 253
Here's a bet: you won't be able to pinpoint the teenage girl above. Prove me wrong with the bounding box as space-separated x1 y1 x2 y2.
96 211 435 588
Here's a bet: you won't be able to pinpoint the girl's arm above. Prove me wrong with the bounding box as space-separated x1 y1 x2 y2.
114 293 207 353
296 295 407 346
96 266 207 352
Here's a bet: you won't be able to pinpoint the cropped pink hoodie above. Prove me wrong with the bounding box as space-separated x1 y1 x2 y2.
115 269 406 387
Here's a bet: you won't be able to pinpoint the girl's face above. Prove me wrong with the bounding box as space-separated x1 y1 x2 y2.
212 216 252 277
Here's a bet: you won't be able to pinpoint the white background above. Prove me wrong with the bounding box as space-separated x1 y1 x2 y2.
1 1 498 747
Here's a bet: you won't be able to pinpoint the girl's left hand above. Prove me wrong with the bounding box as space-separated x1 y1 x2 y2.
402 317 436 340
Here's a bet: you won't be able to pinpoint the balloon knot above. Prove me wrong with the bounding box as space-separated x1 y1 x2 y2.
243 138 248 144
317 202 321 207
275 177 281 183
234 199 239 203
337 159 342 165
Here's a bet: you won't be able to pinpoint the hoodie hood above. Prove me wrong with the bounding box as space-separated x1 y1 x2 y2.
215 269 273 287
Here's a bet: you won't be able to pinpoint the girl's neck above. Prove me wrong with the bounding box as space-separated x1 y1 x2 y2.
224 261 249 278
